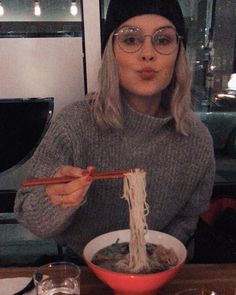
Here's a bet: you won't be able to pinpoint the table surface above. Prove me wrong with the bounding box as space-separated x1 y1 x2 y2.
1 264 236 294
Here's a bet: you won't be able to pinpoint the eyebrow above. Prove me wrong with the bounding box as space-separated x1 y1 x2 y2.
117 24 176 32
154 25 176 31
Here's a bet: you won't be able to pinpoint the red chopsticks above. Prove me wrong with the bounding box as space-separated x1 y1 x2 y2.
21 169 130 187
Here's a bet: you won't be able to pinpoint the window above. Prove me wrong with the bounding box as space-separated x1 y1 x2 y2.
0 0 89 266
0 0 101 193
0 0 85 193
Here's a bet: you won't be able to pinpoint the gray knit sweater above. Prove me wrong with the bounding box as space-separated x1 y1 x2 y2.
14 99 215 256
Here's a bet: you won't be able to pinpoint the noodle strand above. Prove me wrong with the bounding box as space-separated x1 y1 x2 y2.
122 169 150 273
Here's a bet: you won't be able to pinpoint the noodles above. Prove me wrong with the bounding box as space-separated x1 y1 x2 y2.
121 168 150 273
91 168 179 274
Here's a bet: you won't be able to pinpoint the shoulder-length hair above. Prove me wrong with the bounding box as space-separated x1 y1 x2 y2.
90 33 192 135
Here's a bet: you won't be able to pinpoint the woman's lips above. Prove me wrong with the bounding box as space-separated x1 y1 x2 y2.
138 69 156 80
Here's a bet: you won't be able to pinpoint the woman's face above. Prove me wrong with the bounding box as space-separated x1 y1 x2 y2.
113 14 179 98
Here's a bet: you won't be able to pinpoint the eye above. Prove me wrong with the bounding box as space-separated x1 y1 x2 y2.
120 34 141 46
154 35 172 46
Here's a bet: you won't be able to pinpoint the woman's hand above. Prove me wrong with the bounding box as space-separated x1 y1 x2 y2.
46 166 94 208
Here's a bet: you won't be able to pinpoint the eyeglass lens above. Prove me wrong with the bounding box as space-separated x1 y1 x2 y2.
115 26 180 55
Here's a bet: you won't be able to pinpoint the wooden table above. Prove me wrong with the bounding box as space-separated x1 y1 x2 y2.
1 264 236 294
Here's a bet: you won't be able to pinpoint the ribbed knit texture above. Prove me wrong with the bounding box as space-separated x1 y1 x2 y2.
14 99 215 256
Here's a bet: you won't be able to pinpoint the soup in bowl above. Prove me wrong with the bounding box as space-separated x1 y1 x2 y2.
83 229 187 295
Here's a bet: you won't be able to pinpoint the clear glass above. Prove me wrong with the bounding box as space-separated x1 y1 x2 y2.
33 262 80 295
114 26 180 55
174 288 218 295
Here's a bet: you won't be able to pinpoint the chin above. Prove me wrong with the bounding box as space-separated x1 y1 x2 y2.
129 82 165 97
131 88 162 98
121 79 167 98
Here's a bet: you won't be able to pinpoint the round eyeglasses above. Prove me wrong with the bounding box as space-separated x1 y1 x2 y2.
114 26 183 55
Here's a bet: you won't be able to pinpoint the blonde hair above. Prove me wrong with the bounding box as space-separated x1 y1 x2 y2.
90 34 192 135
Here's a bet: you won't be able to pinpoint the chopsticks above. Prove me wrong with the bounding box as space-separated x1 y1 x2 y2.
21 169 131 187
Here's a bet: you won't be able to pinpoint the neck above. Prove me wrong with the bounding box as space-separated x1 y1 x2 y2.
122 90 163 117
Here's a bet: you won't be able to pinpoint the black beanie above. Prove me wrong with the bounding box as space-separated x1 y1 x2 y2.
102 0 186 53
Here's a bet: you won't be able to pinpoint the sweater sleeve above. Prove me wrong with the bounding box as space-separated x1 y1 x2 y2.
14 112 81 239
164 150 216 245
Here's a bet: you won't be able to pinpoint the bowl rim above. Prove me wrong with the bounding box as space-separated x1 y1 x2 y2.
83 229 187 277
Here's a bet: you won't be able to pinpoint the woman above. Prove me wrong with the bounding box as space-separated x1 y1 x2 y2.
14 0 215 260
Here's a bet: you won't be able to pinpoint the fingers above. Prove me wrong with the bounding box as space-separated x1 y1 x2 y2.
46 175 92 206
54 166 86 178
47 174 92 196
60 184 91 208
87 166 96 174
46 165 95 208
54 165 95 178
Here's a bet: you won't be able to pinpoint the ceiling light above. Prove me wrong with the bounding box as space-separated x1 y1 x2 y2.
34 0 41 16
70 0 78 16
0 2 4 16
228 74 236 91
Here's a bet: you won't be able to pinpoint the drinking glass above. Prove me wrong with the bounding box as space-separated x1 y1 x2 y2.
33 261 80 295
174 288 218 295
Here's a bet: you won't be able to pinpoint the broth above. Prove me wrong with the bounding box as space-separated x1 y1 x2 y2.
92 240 178 274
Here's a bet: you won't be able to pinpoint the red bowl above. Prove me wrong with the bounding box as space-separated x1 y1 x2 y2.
83 229 187 295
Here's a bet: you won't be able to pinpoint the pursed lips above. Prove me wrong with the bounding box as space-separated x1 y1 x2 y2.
137 67 157 80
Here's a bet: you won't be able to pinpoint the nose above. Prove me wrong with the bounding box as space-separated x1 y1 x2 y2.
139 37 156 62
